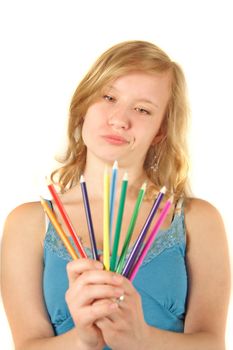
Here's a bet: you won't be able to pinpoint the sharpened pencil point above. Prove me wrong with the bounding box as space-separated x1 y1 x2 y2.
45 176 52 185
141 182 147 191
40 196 45 205
113 160 118 169
160 186 167 194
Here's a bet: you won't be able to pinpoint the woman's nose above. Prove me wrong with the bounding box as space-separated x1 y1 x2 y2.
108 108 130 130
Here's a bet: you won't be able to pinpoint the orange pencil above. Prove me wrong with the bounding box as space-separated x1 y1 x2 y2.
40 197 79 260
47 181 87 258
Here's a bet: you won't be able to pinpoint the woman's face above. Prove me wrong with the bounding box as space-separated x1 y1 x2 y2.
82 70 171 167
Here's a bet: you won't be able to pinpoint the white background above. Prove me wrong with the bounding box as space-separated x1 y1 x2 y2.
0 0 232 348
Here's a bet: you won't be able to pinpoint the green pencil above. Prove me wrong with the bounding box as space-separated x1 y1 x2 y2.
116 182 146 274
110 173 128 271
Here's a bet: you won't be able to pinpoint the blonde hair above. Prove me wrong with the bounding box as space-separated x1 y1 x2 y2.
51 40 191 201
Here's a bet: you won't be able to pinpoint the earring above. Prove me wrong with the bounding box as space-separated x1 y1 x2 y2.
148 145 159 174
149 140 164 173
150 158 159 172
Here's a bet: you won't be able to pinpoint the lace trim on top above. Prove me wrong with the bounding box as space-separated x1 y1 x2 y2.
44 205 186 266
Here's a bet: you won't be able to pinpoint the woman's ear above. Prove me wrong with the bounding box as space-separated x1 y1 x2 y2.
151 120 167 145
151 132 165 145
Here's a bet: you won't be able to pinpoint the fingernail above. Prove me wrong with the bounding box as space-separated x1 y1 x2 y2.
113 274 123 283
110 302 119 309
95 261 103 269
115 288 124 296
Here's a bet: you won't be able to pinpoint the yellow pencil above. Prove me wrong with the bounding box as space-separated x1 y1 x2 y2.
103 167 110 270
40 197 79 260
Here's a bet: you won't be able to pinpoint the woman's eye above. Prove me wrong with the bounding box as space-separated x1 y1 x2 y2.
103 95 115 102
135 107 150 115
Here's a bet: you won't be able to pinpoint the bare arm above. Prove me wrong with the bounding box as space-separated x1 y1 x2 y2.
147 199 231 349
183 198 230 348
0 203 114 350
95 199 231 350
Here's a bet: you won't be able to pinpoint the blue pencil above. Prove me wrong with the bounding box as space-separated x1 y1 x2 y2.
109 161 118 243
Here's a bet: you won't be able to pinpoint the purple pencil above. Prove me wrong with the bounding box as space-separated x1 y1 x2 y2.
129 196 173 281
121 186 166 277
80 175 99 260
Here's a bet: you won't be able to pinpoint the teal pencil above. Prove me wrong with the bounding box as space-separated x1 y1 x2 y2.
110 173 128 271
116 182 146 274
103 167 110 270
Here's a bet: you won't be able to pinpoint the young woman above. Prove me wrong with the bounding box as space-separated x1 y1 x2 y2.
1 40 230 350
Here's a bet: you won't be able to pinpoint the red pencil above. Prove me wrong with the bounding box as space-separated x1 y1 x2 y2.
47 181 87 258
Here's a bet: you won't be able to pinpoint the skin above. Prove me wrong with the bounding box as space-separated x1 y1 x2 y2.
82 71 170 169
1 71 230 350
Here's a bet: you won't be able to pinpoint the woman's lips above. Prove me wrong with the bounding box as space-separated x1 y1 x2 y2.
102 134 130 145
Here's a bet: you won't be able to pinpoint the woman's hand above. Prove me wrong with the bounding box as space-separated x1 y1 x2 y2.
65 258 124 350
95 276 150 350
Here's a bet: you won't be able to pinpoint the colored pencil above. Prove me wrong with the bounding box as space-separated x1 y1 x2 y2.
80 175 99 260
121 186 166 277
40 197 79 260
109 161 118 243
103 167 110 270
47 181 87 258
116 182 146 274
129 196 173 281
110 172 128 271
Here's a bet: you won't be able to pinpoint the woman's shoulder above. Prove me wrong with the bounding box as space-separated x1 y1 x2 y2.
184 197 223 222
183 197 226 243
2 201 46 248
5 200 44 225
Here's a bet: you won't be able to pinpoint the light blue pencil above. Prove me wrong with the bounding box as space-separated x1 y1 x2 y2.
109 160 118 244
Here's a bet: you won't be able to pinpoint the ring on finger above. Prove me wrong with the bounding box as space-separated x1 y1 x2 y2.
116 294 125 304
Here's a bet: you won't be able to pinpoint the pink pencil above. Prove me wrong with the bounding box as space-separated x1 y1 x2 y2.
129 196 173 281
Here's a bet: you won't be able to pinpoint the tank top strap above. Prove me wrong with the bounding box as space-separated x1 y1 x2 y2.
44 199 53 232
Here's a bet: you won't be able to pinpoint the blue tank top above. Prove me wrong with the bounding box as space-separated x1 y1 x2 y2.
43 200 188 349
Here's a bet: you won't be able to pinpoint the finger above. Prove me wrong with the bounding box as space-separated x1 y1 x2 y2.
75 269 124 289
65 276 124 309
93 298 124 324
118 275 135 295
66 259 103 284
74 300 119 327
76 284 124 306
95 316 114 331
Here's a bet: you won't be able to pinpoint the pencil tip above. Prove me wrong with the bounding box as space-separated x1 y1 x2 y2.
113 160 118 169
160 186 167 194
45 176 52 185
80 175 85 183
123 172 128 181
141 182 147 191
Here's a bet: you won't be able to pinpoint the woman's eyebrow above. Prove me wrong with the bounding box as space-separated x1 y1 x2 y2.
138 99 159 109
104 85 159 108
104 85 117 91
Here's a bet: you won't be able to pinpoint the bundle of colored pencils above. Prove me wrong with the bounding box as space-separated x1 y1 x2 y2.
40 161 172 281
